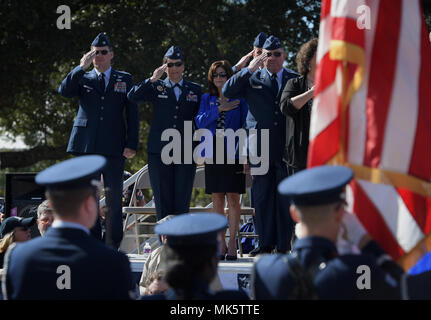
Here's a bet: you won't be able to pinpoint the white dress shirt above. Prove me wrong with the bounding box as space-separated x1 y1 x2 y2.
170 78 184 101
266 68 284 93
94 67 112 91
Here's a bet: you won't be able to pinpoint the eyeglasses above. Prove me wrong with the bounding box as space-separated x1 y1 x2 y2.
167 62 184 68
212 72 227 78
266 51 282 57
95 50 109 56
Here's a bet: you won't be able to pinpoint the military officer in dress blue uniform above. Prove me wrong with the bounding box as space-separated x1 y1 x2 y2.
233 33 267 230
58 33 139 248
223 36 297 255
141 213 249 300
233 32 298 132
127 46 202 221
252 165 406 299
1 156 136 300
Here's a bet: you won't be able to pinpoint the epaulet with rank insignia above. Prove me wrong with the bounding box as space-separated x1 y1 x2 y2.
115 70 132 76
284 67 299 75
186 81 202 89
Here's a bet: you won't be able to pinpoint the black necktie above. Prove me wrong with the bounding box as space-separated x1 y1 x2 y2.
99 73 105 92
271 73 278 92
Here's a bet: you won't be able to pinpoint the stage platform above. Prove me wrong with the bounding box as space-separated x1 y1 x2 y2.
128 254 256 293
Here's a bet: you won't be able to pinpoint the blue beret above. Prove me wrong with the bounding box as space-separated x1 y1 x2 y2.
278 165 354 206
164 46 184 60
155 213 228 246
36 155 106 191
0 216 36 238
253 32 268 48
91 33 111 47
263 35 283 50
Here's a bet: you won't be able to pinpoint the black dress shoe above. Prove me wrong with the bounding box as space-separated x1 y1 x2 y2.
248 246 272 257
219 254 226 261
225 254 238 261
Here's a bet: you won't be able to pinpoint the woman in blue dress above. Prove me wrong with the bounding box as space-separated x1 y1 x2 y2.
195 60 248 260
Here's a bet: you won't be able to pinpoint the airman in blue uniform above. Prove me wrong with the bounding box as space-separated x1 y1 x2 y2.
234 32 298 132
141 213 249 300
223 36 297 255
128 46 202 221
252 165 406 299
2 156 136 300
58 33 139 248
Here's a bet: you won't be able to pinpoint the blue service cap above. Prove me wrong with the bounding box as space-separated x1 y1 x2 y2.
253 32 268 48
263 35 283 51
278 165 354 206
35 155 106 191
91 33 111 47
0 216 36 238
164 46 184 60
155 213 228 246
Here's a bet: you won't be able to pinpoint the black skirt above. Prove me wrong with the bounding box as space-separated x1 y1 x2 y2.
204 133 246 194
205 162 246 194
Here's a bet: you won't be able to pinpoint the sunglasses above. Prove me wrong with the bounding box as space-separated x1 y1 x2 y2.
95 50 109 56
212 72 227 78
167 62 183 68
266 51 282 57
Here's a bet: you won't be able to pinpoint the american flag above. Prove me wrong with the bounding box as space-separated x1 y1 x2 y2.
308 0 431 267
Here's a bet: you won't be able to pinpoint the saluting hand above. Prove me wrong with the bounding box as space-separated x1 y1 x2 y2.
234 50 254 71
309 85 315 94
218 99 240 113
150 64 168 82
80 50 96 70
248 52 268 73
123 148 136 159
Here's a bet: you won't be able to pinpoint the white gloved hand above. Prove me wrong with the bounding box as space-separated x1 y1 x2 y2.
336 225 360 255
340 211 367 247
295 222 304 239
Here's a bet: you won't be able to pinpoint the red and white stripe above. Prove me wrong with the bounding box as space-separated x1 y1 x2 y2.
308 0 431 260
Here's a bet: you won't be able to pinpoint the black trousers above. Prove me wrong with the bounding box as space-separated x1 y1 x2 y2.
87 155 125 249
148 153 196 221
252 161 294 252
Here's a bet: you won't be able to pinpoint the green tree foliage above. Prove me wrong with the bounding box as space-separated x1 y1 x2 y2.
0 0 321 198
2 0 431 200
